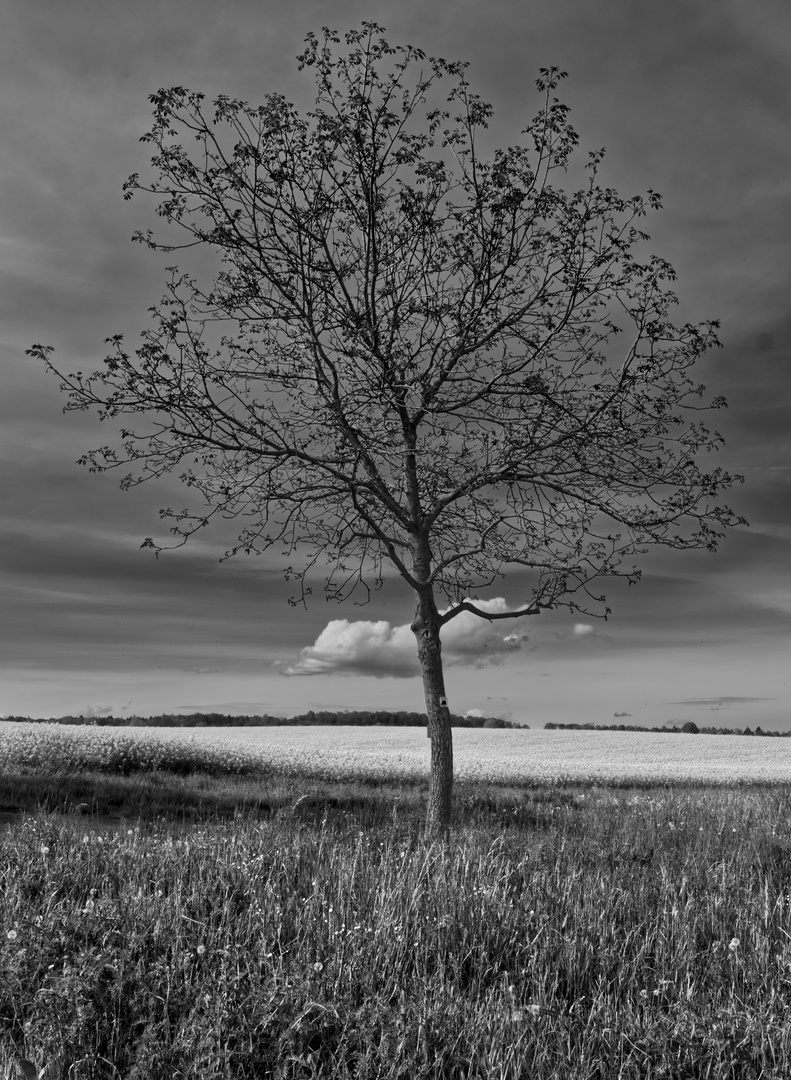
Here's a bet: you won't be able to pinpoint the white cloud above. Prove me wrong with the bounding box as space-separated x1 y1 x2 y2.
573 623 594 636
283 598 532 678
283 619 417 678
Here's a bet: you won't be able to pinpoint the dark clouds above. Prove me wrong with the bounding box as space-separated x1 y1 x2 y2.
1 0 790 719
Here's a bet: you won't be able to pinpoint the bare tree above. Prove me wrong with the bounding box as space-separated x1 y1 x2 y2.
30 23 742 833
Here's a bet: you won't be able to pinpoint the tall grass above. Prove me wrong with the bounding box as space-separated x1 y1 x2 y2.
1 785 791 1077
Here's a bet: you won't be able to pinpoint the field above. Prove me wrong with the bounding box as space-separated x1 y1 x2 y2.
2 725 791 1077
2 722 791 785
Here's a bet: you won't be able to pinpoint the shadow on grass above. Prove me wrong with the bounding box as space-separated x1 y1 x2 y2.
0 769 590 832
0 770 427 829
0 770 279 829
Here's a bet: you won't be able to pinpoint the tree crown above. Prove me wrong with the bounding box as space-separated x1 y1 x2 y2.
30 21 743 623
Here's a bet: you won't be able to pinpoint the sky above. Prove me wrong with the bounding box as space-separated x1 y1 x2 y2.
2 0 790 728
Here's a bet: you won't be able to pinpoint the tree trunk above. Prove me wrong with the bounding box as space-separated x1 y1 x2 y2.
411 587 453 834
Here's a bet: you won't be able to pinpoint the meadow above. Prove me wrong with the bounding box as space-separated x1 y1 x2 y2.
2 724 791 1077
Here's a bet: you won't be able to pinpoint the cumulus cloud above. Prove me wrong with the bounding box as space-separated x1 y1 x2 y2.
283 598 531 678
573 623 594 636
283 619 417 678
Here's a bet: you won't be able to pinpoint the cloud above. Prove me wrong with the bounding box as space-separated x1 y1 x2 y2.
283 598 531 678
573 624 594 636
283 619 417 678
669 696 775 707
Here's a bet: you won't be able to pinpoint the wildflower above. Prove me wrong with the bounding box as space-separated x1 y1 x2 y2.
729 937 740 952
41 846 50 855
196 944 206 956
83 899 95 914
6 930 18 942
526 1003 541 1017
313 961 324 972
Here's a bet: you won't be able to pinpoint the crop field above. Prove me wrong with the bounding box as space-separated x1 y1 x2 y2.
3 724 791 1077
1 722 790 784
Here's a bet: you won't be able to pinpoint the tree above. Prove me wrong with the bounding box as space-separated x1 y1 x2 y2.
30 23 742 834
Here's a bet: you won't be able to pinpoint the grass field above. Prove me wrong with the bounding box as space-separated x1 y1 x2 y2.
2 725 791 1077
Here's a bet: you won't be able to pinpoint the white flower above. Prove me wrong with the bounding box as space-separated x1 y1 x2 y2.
526 1003 541 1017
6 929 18 942
729 937 740 952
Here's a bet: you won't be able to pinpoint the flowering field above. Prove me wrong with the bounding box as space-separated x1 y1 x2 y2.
0 723 263 777
1 722 790 784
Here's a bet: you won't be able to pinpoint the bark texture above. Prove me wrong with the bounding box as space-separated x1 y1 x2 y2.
412 587 453 834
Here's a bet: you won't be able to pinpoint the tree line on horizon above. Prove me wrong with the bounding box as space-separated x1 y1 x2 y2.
0 710 518 729
545 721 790 737
2 713 786 736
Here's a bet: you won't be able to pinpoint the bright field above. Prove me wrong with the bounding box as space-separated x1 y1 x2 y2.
1 723 790 784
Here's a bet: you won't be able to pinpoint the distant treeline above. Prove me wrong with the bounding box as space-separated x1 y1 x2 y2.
1 710 519 729
544 721 789 737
